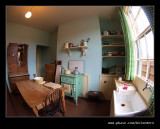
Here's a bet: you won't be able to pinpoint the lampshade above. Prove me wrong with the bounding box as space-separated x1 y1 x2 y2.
25 11 32 18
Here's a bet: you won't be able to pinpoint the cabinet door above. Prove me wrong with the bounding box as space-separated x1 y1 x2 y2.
17 66 28 75
99 76 116 100
8 43 19 69
20 44 28 67
45 64 55 82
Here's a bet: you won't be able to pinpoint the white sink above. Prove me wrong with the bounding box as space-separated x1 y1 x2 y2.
111 90 148 117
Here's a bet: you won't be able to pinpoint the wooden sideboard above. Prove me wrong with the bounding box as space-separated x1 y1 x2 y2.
8 43 30 93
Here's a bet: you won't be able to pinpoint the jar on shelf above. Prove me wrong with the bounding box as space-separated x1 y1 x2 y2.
64 42 69 48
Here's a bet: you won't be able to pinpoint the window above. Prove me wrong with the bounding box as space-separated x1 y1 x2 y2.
126 6 154 85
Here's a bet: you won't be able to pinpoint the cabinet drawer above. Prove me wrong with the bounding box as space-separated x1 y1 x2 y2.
16 76 29 81
61 76 75 84
9 76 29 83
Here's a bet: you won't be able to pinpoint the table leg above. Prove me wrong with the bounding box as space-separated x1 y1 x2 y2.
32 107 39 117
61 91 66 113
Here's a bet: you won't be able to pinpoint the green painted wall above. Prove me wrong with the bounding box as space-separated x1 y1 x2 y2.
57 16 102 91
40 32 58 77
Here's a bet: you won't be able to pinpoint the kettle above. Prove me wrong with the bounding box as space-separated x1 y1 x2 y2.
74 67 80 75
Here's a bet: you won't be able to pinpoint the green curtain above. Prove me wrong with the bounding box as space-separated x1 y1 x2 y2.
119 7 135 81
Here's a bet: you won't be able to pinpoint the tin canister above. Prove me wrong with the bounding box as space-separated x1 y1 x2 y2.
64 43 69 48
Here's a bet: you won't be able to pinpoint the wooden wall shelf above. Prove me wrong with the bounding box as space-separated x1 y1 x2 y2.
102 56 125 58
64 46 88 56
102 45 125 48
101 35 124 39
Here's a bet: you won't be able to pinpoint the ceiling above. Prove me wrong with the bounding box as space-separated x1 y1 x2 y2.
6 6 120 33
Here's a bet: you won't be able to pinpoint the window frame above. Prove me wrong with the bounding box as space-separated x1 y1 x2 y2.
124 6 154 86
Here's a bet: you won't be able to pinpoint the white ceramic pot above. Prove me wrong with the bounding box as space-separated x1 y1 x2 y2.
34 77 44 83
64 69 71 74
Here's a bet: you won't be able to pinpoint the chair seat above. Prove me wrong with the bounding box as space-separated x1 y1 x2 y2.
38 104 62 116
37 89 65 116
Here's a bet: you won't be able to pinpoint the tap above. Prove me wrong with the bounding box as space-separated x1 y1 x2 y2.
143 80 152 92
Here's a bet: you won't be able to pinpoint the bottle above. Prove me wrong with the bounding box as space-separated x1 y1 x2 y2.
118 77 122 82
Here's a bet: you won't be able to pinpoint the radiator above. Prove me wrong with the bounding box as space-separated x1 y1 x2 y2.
83 74 89 98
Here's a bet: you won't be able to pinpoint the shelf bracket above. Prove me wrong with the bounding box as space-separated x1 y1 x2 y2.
67 49 71 56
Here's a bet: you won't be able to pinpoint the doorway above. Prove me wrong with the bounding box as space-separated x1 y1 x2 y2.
36 46 41 77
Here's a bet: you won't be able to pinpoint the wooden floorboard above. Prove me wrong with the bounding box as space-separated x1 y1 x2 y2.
6 92 111 117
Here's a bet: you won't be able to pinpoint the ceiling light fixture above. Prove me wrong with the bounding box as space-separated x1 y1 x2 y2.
25 7 33 18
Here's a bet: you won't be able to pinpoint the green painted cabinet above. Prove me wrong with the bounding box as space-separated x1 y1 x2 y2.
60 73 83 105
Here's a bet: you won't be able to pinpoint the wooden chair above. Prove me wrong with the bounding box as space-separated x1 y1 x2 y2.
38 88 64 116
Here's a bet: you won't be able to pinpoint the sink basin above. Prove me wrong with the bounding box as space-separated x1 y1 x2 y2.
110 90 148 117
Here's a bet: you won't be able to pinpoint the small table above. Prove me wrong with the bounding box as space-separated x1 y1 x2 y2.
16 80 66 116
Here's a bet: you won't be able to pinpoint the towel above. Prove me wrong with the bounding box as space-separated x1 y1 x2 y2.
63 84 71 94
123 85 128 90
44 82 62 89
118 85 136 95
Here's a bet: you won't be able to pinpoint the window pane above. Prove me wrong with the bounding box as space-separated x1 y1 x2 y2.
136 41 140 59
136 60 140 75
129 6 140 22
146 31 154 59
139 37 147 59
141 60 147 79
148 61 154 83
134 9 150 35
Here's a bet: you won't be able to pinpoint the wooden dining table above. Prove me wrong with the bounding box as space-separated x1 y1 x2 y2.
15 80 66 117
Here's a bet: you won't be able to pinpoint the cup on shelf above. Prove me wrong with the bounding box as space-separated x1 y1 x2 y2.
104 31 109 35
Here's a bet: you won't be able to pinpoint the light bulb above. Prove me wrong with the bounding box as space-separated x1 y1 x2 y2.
25 11 32 18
